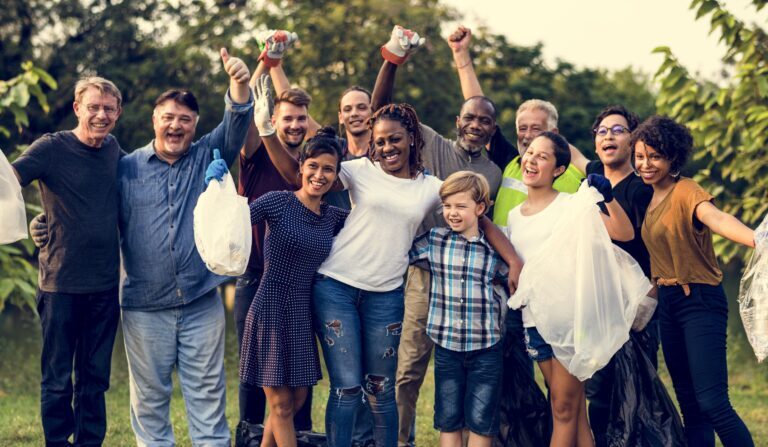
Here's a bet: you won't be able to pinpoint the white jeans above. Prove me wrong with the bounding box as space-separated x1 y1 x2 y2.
122 289 229 447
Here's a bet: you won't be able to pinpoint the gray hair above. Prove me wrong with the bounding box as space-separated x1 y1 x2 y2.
74 76 122 107
516 99 558 130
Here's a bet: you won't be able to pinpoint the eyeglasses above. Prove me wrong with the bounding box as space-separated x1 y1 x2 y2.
593 125 629 137
83 103 119 116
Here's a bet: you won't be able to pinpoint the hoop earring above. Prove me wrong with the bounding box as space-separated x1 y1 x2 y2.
633 169 641 177
669 170 680 178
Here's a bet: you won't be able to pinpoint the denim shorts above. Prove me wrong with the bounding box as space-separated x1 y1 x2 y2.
433 342 503 436
524 327 554 362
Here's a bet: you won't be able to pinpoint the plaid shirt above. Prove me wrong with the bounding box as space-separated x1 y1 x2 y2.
409 227 507 352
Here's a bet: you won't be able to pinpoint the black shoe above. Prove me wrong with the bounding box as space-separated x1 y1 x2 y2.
296 429 327 447
235 421 264 447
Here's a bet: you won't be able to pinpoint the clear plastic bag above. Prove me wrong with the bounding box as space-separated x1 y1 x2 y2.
0 150 27 244
509 182 651 380
739 213 768 362
193 172 252 276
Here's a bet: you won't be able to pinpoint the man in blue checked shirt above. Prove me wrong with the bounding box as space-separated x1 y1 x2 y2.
408 171 508 447
117 48 253 447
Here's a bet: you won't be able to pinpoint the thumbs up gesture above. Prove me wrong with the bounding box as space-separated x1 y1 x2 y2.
221 48 250 84
258 30 299 67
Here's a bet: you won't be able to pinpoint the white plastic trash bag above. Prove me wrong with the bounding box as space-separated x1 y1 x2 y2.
739 213 768 362
508 182 651 380
0 150 27 244
193 172 251 276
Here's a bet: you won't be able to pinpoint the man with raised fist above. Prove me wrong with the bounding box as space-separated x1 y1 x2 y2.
117 48 253 447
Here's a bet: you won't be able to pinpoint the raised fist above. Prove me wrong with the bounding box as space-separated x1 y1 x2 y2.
258 30 299 67
381 25 426 65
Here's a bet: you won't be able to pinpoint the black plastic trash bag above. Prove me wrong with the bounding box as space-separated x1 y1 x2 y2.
494 319 551 447
605 331 686 447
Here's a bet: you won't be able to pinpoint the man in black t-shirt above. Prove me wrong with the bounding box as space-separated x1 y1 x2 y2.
578 105 660 447
12 77 123 447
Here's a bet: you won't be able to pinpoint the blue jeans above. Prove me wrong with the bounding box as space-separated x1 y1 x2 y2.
434 343 503 436
659 283 753 447
122 289 230 447
37 287 120 447
312 274 404 447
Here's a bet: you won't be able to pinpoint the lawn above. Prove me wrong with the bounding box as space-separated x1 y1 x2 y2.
1 283 767 446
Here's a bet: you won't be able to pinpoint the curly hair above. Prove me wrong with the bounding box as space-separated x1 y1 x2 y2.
369 103 424 177
301 126 343 172
591 104 640 133
630 115 693 175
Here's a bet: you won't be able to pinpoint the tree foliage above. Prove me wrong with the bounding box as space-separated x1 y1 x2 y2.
654 0 768 262
0 62 56 313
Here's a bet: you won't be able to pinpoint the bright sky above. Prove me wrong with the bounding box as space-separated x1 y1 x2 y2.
442 0 766 79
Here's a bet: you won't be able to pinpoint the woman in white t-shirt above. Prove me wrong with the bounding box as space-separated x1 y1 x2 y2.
506 132 633 447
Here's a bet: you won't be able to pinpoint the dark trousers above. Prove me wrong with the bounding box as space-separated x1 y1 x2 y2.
37 287 120 447
234 268 312 431
586 317 660 447
659 283 753 447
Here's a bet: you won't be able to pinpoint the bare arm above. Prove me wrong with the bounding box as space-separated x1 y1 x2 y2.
370 60 397 112
696 201 755 248
480 216 523 293
448 26 483 99
569 144 590 174
601 200 634 242
262 133 301 187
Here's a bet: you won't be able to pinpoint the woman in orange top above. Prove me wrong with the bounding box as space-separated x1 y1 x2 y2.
632 115 756 447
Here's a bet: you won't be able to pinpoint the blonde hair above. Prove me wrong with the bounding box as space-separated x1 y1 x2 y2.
439 171 491 209
74 77 122 107
516 99 558 131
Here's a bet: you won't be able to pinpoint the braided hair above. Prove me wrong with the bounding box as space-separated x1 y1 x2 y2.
369 103 425 178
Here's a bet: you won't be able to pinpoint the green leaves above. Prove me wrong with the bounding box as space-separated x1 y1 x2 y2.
655 0 768 263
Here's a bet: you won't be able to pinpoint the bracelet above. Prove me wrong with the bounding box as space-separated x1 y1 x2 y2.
455 59 472 69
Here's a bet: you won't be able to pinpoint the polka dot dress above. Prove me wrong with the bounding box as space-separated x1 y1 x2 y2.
240 191 348 387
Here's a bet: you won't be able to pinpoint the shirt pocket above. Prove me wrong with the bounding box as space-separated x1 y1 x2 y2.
124 177 164 209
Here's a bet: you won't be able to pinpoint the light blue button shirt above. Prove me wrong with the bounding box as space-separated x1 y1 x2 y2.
118 91 253 310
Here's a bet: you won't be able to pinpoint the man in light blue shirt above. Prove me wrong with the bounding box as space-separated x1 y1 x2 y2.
118 48 253 446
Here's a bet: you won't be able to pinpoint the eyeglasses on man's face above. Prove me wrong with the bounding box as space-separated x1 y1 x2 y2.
82 103 119 116
593 125 629 137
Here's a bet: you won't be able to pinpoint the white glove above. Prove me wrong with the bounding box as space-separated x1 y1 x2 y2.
253 74 275 136
381 25 425 65
631 294 658 332
258 30 299 67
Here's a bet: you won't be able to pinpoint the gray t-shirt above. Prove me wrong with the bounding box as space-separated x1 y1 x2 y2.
13 131 121 293
418 124 502 232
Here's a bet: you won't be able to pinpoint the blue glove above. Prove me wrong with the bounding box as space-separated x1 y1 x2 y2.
204 149 228 186
587 173 614 203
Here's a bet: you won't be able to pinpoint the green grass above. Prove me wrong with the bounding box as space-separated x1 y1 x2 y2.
1 295 767 446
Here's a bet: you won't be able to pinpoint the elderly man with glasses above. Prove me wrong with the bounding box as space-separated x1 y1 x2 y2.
12 76 125 447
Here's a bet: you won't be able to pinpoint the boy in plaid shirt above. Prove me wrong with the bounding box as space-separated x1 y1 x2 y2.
409 171 507 447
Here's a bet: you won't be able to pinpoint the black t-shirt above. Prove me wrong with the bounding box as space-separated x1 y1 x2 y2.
587 160 653 277
13 131 122 293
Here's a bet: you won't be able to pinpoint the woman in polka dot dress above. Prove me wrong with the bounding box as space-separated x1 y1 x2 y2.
209 127 348 446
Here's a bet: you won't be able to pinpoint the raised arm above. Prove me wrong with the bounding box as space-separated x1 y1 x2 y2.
370 25 425 112
569 144 590 175
696 201 756 248
221 48 251 104
241 59 271 159
252 74 301 187
479 216 523 293
447 26 483 99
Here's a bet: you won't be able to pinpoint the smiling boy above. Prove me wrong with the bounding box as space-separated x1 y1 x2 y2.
408 171 507 447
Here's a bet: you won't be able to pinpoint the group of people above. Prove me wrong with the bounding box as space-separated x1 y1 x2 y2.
7 22 765 447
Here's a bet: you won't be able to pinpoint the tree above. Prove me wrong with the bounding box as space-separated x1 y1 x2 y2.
653 0 768 262
0 62 57 313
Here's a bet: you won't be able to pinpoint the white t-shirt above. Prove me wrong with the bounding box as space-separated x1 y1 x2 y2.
318 158 443 292
506 192 569 327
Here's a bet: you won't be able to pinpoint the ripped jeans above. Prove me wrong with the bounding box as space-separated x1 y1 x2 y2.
312 274 404 447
